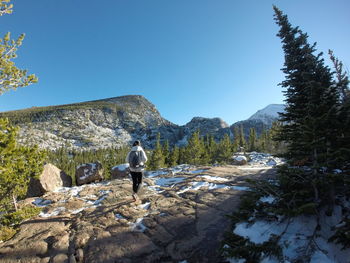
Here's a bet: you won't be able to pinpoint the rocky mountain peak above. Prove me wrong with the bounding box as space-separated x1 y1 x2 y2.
248 104 285 125
186 117 229 129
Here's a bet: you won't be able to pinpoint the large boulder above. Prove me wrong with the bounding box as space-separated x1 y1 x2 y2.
232 155 248 165
75 161 104 186
27 163 72 197
111 164 129 180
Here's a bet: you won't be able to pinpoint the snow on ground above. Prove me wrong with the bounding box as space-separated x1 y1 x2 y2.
146 170 169 178
32 198 52 207
115 213 127 220
155 177 186 187
34 153 274 223
197 175 229 182
232 186 250 191
188 169 209 174
39 207 66 218
247 152 284 168
35 182 113 217
177 181 230 194
230 205 350 263
129 218 147 232
259 195 276 204
139 202 151 210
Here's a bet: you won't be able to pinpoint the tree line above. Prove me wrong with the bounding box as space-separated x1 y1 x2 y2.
45 123 284 177
148 125 284 170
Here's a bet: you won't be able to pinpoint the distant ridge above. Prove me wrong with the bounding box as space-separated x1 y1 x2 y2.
0 95 285 150
248 104 285 125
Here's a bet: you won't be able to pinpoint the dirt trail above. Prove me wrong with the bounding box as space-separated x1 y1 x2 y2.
0 165 277 263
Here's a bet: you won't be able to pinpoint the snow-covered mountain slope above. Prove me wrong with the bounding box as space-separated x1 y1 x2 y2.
230 104 285 137
248 104 285 126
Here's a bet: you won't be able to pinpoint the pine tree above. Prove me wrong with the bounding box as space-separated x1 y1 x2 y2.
217 134 233 163
269 121 286 154
148 133 165 170
238 125 247 152
168 146 180 167
232 126 240 152
273 6 340 169
0 119 45 211
0 1 37 94
183 130 207 165
205 134 218 163
248 128 257 152
162 140 170 167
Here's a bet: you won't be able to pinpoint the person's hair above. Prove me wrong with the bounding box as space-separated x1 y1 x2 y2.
133 140 140 147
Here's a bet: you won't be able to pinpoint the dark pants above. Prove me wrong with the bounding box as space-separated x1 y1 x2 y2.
130 171 143 194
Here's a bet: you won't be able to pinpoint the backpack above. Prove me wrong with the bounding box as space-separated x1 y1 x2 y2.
129 151 142 168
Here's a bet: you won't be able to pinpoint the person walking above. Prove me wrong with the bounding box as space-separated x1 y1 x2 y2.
126 140 147 201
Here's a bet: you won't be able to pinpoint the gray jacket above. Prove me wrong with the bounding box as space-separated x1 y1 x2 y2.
125 146 148 172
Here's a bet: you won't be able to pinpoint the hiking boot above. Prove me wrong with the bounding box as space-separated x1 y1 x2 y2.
132 193 138 201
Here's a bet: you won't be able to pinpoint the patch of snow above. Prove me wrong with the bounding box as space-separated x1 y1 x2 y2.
155 177 185 187
70 208 85 214
233 210 350 263
139 202 151 210
198 175 229 182
39 207 66 218
259 195 276 204
171 164 191 174
53 186 84 198
146 170 169 178
232 186 251 191
247 152 285 167
115 213 126 220
266 159 277 166
178 181 231 194
189 169 208 174
99 189 112 195
89 195 108 206
333 169 342 174
147 185 165 193
130 218 147 232
89 181 111 187
32 198 52 207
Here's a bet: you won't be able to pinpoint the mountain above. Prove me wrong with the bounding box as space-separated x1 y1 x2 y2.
0 96 283 150
248 104 285 126
0 95 182 150
230 104 284 137
177 117 232 145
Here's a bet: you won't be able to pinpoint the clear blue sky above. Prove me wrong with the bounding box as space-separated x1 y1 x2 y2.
0 0 349 125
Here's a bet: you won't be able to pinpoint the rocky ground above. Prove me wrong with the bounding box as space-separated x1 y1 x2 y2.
0 155 279 263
